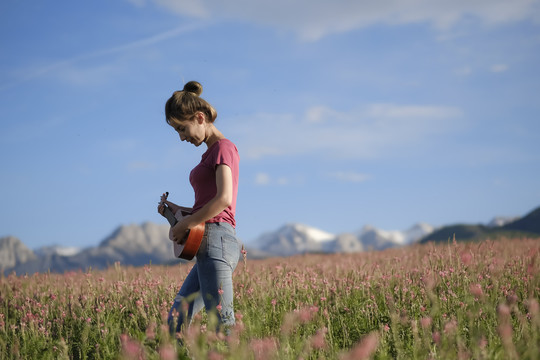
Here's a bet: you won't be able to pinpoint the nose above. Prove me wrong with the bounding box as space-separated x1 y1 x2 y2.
179 133 186 141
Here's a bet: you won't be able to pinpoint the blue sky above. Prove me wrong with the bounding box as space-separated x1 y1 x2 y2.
1 0 540 250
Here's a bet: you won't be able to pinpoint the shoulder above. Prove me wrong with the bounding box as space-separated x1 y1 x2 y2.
213 139 239 156
217 138 237 151
205 138 239 165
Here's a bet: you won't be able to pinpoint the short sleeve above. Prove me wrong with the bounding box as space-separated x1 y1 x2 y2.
208 139 239 169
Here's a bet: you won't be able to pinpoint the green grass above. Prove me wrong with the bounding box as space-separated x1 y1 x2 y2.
1 237 539 359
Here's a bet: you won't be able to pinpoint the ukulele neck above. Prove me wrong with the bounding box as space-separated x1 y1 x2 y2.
162 206 178 227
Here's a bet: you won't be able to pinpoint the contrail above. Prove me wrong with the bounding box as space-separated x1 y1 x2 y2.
0 23 203 91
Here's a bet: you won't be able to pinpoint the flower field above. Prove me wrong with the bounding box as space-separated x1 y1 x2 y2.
1 237 540 359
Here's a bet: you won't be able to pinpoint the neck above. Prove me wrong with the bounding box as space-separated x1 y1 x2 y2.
204 124 225 148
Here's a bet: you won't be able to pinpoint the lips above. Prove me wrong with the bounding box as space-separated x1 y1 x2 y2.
185 138 201 146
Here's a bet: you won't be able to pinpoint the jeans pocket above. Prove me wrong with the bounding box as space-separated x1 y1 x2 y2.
206 233 223 260
221 233 240 270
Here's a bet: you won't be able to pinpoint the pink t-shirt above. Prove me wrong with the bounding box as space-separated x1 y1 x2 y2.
190 139 239 227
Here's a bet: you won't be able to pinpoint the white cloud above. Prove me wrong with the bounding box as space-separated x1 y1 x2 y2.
150 0 540 40
124 0 146 7
254 172 301 186
365 104 461 119
328 172 371 183
255 172 270 185
230 103 462 161
454 66 473 76
276 177 290 186
490 64 509 73
127 161 155 171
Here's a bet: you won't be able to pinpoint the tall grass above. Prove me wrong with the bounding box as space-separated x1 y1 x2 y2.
1 237 539 359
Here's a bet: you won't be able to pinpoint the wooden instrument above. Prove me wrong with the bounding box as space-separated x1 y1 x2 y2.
159 192 205 260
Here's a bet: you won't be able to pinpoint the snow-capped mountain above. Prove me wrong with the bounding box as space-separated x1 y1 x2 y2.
2 222 181 275
255 223 335 257
404 223 435 243
352 223 435 251
253 222 435 256
34 245 82 257
487 216 521 228
2 208 532 274
0 236 36 270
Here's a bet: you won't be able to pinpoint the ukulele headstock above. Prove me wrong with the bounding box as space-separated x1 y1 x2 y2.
160 192 169 205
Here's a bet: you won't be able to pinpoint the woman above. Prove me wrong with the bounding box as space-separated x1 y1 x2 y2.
158 81 241 335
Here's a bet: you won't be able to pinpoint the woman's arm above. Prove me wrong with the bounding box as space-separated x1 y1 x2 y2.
158 193 193 216
171 164 232 243
164 200 193 215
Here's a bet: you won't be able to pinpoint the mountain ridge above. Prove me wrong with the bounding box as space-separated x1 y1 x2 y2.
419 206 540 243
2 222 181 275
2 206 538 274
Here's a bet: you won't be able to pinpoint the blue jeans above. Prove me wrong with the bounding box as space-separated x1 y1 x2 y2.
168 222 240 334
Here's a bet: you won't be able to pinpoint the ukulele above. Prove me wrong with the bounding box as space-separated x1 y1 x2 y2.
159 192 205 260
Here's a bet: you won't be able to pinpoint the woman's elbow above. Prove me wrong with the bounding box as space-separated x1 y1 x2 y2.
218 194 232 209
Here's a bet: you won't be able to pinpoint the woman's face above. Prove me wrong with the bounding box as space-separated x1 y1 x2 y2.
171 113 206 146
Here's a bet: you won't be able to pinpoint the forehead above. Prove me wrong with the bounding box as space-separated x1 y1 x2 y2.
168 117 192 128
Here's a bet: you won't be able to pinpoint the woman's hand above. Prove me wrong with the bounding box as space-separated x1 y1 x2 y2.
157 203 166 216
157 192 169 216
160 192 169 204
171 216 191 245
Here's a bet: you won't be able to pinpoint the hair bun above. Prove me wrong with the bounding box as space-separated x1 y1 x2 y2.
183 81 203 96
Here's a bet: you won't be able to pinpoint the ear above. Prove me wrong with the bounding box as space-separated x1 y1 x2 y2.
195 111 206 124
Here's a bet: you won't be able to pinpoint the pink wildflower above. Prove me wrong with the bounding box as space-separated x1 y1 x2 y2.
460 251 472 266
298 308 313 323
235 312 244 322
342 332 379 360
145 322 156 340
120 334 145 359
420 317 432 329
444 319 457 335
469 283 483 298
311 327 328 349
158 344 176 360
498 323 513 342
432 331 441 345
250 337 278 360
478 336 488 349
497 304 511 318
527 298 539 316
207 351 224 360
506 293 518 305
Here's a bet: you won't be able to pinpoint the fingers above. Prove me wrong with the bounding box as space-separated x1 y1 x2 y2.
172 229 189 244
160 192 169 203
172 236 184 245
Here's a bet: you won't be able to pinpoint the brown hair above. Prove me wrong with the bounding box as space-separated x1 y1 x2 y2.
165 81 218 125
